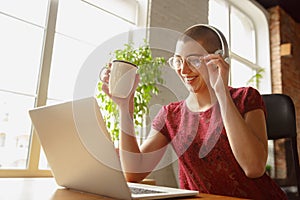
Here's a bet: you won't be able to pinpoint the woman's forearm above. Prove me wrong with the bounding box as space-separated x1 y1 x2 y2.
216 88 268 178
119 108 146 182
118 107 168 182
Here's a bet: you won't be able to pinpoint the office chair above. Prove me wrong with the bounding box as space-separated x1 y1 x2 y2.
262 94 300 199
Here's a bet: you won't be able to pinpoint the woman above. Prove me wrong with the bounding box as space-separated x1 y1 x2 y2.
101 24 287 199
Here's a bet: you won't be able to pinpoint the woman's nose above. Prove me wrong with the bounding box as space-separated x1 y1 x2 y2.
180 60 192 75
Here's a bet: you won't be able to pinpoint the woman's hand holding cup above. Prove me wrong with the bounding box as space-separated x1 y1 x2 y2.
99 60 140 111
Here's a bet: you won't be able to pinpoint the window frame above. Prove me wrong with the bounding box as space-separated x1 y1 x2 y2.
209 0 271 94
208 0 275 174
0 0 147 177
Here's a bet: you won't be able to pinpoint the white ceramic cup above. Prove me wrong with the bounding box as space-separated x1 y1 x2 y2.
109 60 138 98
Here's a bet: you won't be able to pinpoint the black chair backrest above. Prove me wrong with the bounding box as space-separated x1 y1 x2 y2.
262 94 300 197
262 94 297 140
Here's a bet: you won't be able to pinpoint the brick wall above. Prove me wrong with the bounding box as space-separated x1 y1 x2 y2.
269 6 300 178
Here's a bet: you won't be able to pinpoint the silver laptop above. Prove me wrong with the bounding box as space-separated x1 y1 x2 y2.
28 97 198 200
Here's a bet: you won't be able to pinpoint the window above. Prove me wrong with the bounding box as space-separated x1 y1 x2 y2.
209 0 271 93
209 0 274 175
0 0 49 175
0 0 146 176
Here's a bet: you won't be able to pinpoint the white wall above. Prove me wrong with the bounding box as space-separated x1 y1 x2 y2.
150 0 209 32
149 0 209 102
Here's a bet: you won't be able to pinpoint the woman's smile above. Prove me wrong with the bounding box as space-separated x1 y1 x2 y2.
183 76 197 84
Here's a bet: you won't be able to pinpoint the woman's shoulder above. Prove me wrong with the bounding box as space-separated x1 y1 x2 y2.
229 86 260 94
229 86 265 115
229 86 261 100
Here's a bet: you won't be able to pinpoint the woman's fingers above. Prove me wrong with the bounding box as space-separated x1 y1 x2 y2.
101 81 111 97
99 67 110 83
203 54 230 89
101 70 140 101
205 54 230 75
99 63 112 83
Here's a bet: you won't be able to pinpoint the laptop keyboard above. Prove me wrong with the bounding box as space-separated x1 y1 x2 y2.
129 186 166 194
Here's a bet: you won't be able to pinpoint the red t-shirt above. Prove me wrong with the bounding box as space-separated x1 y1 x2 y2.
152 87 287 199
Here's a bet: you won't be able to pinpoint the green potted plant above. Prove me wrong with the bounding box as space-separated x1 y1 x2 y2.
97 41 166 142
246 68 265 88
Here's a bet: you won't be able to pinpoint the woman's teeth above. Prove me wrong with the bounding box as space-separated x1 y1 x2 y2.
185 77 195 82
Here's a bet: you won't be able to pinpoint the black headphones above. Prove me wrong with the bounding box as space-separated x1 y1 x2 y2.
184 24 230 63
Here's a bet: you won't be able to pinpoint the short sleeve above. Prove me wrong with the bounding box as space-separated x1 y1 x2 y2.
151 106 171 141
230 87 266 117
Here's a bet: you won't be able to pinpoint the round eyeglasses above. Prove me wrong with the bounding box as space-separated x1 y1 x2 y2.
168 55 204 70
